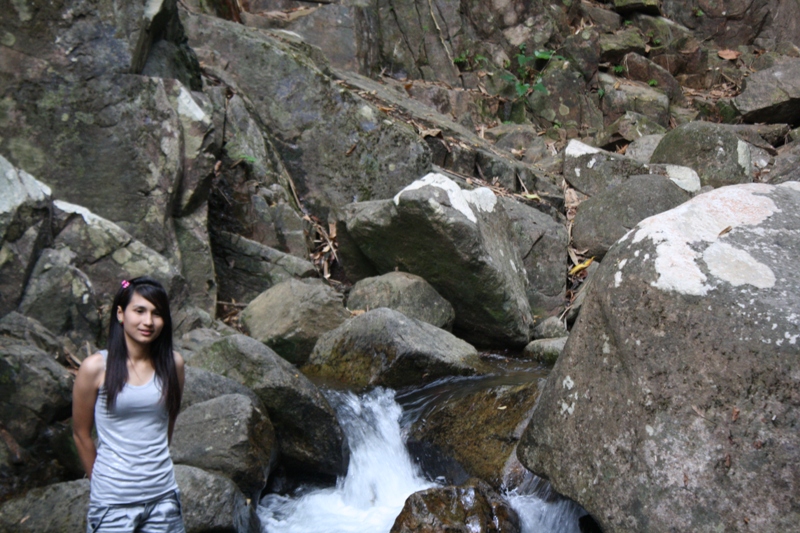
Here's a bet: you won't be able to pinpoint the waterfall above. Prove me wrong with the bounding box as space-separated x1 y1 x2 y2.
258 387 583 533
259 388 435 533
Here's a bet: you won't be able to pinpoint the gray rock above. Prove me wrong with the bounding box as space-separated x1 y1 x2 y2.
241 279 350 365
620 53 681 102
650 122 753 188
175 465 255 533
500 198 568 318
18 248 101 342
527 61 604 135
348 272 455 331
171 394 276 500
0 156 52 317
0 478 90 533
522 337 568 365
181 11 431 220
625 134 664 164
305 308 484 389
572 175 691 259
598 28 647 64
344 173 533 346
596 111 666 151
211 230 317 305
390 480 520 533
181 366 261 411
1 76 183 256
598 72 671 127
532 316 568 340
769 140 800 184
0 340 73 447
518 182 800 532
563 140 649 197
174 203 217 316
189 334 348 477
163 80 217 218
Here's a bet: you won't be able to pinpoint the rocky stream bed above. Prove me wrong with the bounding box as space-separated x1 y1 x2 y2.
1 0 799 531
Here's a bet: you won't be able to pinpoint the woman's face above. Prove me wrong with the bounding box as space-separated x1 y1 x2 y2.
117 292 164 346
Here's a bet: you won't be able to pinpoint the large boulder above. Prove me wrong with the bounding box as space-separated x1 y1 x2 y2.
211 230 316 305
500 198 568 318
0 155 52 317
188 334 348 477
17 248 101 343
0 0 196 88
0 478 89 532
181 366 261 410
1 75 183 256
408 379 543 490
175 465 255 533
347 272 455 331
241 279 350 365
650 122 753 188
390 479 521 533
181 11 431 220
0 336 73 448
518 182 800 532
343 173 533 345
171 394 276 500
563 141 649 198
733 58 800 125
572 174 690 259
304 308 484 389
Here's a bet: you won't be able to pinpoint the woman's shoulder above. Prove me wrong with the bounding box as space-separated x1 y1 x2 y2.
79 352 107 376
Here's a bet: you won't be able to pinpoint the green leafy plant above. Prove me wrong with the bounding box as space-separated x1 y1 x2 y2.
453 52 468 65
614 65 625 74
653 38 662 46
693 7 704 16
624 19 632 26
648 79 658 86
597 88 606 98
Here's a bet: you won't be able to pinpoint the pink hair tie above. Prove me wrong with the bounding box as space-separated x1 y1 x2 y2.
121 280 130 289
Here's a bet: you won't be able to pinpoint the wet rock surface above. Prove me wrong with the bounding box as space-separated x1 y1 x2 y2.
391 479 521 533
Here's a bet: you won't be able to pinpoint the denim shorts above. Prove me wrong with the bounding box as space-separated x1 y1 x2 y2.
86 490 185 533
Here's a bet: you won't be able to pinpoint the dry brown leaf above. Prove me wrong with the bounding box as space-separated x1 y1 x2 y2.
732 407 740 422
717 49 741 60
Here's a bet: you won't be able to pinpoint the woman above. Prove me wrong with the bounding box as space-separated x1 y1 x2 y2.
72 277 186 532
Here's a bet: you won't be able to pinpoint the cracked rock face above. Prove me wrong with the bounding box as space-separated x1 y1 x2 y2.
343 173 533 346
518 182 800 533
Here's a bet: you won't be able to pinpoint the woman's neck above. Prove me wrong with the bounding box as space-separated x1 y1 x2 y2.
125 338 152 363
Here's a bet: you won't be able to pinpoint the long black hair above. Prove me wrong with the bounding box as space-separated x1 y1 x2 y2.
104 276 181 421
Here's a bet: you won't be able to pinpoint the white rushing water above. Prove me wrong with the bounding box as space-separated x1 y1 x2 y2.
258 387 583 533
259 388 435 533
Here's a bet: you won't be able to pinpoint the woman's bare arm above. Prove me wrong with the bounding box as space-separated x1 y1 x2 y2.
168 351 185 445
72 353 104 479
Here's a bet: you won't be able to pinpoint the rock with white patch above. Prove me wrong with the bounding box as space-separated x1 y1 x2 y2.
563 140 650 197
572 174 690 259
518 182 800 533
342 173 533 346
650 122 753 189
0 156 53 317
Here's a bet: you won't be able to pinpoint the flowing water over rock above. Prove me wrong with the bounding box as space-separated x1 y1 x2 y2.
259 377 584 533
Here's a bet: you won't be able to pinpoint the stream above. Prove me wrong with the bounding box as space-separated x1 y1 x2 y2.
258 364 586 533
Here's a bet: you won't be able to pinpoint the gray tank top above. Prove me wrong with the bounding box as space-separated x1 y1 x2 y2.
91 351 178 505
